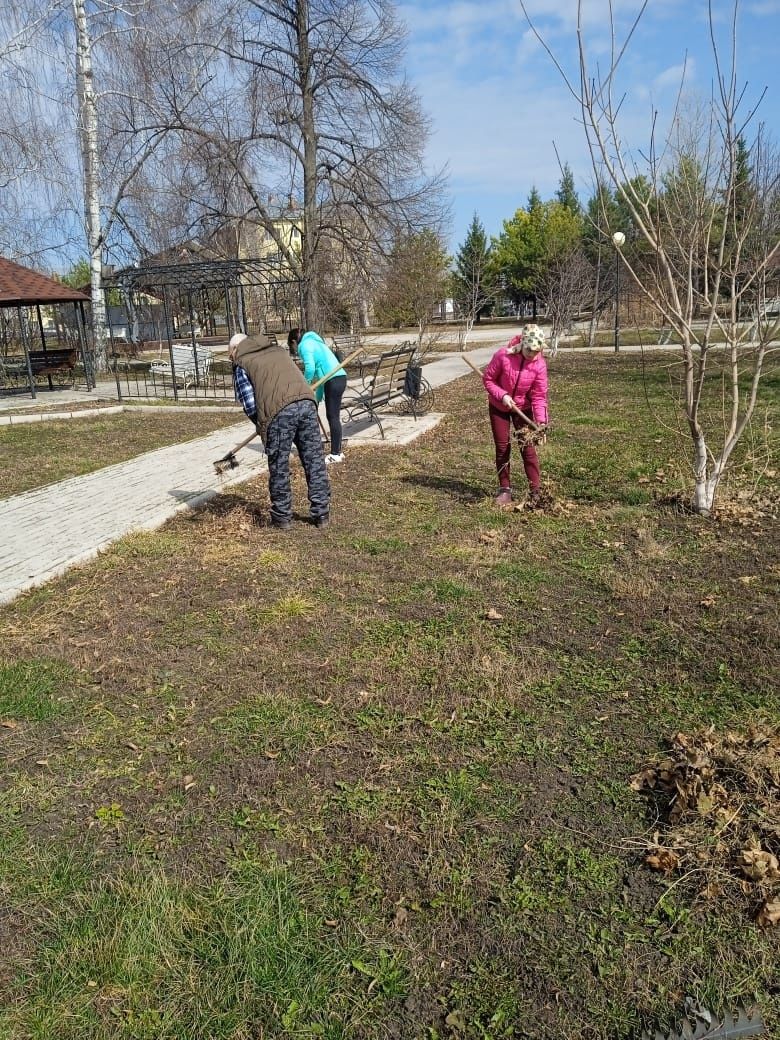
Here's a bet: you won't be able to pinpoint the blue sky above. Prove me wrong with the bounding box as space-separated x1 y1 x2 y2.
397 0 780 250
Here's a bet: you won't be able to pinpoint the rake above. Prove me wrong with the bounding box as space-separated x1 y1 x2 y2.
461 354 540 430
214 345 365 474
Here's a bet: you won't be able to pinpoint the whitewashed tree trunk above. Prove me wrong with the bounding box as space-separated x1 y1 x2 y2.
73 0 106 372
458 314 476 351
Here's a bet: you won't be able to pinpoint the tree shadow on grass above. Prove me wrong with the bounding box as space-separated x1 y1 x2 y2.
401 473 489 505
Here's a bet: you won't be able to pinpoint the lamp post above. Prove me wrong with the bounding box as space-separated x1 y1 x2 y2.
611 231 626 353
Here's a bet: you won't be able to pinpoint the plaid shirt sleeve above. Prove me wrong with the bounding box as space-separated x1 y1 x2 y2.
233 364 257 423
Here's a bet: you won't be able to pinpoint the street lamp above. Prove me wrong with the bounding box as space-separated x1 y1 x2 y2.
612 231 626 353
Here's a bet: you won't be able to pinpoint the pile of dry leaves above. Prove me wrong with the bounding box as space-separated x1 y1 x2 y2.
514 425 547 448
630 725 779 926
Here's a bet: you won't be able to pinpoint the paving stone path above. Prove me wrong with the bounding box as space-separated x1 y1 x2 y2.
0 348 497 605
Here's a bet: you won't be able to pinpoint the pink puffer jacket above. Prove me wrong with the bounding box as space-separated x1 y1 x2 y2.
483 342 549 424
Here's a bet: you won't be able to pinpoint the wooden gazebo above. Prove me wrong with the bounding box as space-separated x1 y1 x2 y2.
0 258 92 399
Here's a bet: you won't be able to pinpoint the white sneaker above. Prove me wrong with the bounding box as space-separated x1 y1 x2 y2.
325 453 345 465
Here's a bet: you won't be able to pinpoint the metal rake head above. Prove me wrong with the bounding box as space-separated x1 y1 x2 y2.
641 1005 765 1040
213 453 240 476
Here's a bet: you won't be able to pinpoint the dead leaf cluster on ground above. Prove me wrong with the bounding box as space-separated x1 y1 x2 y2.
633 725 780 925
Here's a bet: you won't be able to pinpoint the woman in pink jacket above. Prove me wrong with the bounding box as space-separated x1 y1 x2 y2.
482 324 549 507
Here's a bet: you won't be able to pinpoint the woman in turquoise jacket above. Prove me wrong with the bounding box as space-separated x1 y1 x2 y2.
287 329 347 463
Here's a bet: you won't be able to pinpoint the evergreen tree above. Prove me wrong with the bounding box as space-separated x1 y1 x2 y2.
60 259 91 288
452 213 495 326
556 164 580 215
583 181 620 261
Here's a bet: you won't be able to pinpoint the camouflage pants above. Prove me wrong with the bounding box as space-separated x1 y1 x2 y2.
265 399 330 524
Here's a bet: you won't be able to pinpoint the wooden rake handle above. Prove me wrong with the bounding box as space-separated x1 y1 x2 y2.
461 354 540 431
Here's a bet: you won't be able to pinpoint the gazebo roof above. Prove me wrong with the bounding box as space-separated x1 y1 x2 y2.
105 255 295 293
0 258 90 306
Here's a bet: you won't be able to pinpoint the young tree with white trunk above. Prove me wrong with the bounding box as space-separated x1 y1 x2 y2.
523 0 780 514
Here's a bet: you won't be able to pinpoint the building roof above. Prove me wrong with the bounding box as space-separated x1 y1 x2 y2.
0 257 90 306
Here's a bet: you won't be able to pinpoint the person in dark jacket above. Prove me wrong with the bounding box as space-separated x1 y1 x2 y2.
229 332 330 530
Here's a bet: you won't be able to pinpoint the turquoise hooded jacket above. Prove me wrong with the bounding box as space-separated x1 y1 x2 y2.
296 332 347 402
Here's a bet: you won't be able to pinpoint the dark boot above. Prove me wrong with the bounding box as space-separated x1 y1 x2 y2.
494 489 512 508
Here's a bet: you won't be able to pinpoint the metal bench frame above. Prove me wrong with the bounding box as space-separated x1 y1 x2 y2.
342 343 433 438
149 344 213 389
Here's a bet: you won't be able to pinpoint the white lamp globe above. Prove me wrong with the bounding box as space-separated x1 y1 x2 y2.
612 231 626 248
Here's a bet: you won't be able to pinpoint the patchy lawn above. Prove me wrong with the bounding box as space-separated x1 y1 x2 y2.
0 411 242 498
0 354 777 1040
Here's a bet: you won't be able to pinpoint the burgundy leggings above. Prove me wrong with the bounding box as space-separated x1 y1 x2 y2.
488 403 540 491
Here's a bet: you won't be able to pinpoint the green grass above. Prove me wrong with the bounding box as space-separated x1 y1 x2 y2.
0 658 78 721
0 860 404 1040
0 411 240 497
0 353 777 1039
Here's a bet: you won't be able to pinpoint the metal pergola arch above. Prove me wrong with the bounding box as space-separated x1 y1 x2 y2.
102 254 303 400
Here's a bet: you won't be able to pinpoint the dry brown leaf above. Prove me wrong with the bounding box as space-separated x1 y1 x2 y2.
756 900 780 928
393 905 408 929
479 529 500 544
1 719 18 729
646 848 680 873
630 767 658 791
699 594 717 608
484 608 504 622
738 846 779 882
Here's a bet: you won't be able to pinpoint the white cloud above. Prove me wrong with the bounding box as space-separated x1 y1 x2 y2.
653 60 693 91
745 0 780 12
396 0 780 244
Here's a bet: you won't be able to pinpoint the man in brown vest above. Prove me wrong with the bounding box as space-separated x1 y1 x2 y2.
229 333 331 529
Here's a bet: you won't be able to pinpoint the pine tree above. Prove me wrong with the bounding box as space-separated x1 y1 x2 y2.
452 213 494 330
556 164 580 214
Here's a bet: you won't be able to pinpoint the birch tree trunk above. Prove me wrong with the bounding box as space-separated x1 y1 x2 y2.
297 0 321 330
73 0 107 372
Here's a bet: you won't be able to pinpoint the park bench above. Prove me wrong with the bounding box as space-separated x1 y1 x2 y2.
331 332 360 363
0 349 79 391
149 344 213 389
342 342 433 438
28 348 79 380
